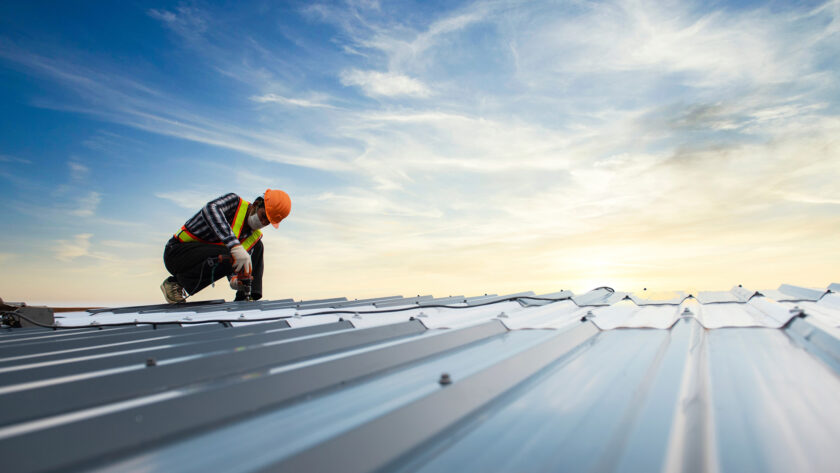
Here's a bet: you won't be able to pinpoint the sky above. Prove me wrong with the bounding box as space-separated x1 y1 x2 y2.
1 0 839 305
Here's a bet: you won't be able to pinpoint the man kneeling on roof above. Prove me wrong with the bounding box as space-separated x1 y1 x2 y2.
161 189 291 303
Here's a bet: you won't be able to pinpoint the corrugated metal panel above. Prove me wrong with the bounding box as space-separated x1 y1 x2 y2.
2 284 840 472
627 290 689 305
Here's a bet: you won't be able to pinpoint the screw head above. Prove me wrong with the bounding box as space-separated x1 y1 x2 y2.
146 358 157 367
439 373 452 386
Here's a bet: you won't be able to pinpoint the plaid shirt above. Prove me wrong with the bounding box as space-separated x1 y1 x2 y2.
180 193 256 249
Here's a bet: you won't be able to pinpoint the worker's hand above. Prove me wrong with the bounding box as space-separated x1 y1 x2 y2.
230 245 252 275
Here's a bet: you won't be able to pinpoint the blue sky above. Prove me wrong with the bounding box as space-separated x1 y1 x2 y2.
1 0 839 304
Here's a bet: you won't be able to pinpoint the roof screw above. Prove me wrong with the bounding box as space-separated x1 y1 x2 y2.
294 312 301 318
416 311 427 318
439 373 452 386
353 312 362 319
683 307 692 314
90 320 99 326
409 316 415 321
183 316 193 321
238 314 246 320
498 311 508 318
643 288 647 291
146 358 157 367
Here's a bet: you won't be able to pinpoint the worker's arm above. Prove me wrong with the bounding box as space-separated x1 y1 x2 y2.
200 193 241 249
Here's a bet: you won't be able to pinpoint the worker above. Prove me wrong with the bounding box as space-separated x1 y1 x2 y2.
160 189 291 303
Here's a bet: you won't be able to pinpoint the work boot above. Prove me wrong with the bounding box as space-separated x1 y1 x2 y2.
160 277 187 304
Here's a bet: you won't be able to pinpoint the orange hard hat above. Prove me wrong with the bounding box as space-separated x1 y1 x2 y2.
264 189 291 228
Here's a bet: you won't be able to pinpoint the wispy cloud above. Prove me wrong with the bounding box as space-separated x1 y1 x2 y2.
154 191 216 210
147 5 208 40
68 160 89 181
72 191 102 217
0 43 353 172
55 233 93 261
3 0 840 300
0 154 32 164
314 189 443 218
251 93 337 109
781 192 840 206
340 69 431 97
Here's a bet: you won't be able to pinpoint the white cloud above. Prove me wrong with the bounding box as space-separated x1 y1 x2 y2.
6 0 840 300
251 93 336 109
72 191 101 217
781 193 840 205
68 160 89 181
313 189 443 218
100 240 157 249
0 45 354 173
502 0 836 94
55 233 93 261
340 69 431 97
0 155 32 164
147 5 208 39
154 191 214 210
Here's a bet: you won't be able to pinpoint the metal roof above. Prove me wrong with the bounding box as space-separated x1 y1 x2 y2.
2 283 840 472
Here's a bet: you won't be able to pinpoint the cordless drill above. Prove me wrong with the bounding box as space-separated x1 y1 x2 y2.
207 254 254 301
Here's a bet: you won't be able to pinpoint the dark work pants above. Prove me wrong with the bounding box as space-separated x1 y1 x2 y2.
163 237 264 301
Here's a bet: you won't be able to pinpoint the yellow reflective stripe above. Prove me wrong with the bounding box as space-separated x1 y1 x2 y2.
175 227 201 243
241 229 262 251
230 199 250 239
174 199 252 244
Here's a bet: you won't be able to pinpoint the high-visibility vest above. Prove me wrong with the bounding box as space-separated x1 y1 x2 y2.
174 198 263 251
